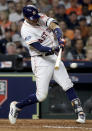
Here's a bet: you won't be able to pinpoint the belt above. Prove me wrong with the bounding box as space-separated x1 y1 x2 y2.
39 52 55 57
32 52 54 57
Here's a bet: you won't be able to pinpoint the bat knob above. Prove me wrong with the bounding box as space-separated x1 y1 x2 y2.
55 67 59 70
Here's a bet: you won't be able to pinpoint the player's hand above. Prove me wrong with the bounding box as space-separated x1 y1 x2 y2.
48 45 62 54
46 46 60 56
51 46 59 52
58 38 66 51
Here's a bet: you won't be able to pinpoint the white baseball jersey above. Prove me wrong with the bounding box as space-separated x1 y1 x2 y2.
21 13 57 56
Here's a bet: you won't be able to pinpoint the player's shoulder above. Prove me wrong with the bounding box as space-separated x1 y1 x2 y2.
39 13 49 22
21 20 31 29
39 13 56 27
39 13 48 19
39 13 50 25
21 20 33 34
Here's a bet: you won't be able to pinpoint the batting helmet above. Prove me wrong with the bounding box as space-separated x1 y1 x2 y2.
23 5 40 20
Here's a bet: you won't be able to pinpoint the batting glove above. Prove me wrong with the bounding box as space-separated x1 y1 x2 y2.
58 38 66 51
48 45 63 55
51 46 60 53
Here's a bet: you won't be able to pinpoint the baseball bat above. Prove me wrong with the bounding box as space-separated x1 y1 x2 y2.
54 48 62 70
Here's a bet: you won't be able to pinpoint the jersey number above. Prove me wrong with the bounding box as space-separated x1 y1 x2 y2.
38 32 47 43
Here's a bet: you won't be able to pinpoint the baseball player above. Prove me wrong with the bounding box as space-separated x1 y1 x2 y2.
9 5 85 124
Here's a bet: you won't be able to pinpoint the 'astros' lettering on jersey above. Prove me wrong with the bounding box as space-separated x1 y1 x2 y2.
21 13 57 56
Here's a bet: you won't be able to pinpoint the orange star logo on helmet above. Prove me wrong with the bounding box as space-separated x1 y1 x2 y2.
33 11 36 15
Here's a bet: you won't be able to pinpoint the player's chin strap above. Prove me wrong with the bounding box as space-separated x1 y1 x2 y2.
71 98 83 114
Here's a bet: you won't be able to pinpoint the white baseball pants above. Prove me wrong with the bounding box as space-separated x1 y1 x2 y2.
31 54 73 102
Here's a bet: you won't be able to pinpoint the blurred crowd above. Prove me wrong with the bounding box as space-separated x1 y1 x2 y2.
0 0 92 61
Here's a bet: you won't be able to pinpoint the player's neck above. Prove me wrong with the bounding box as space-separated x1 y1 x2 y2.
26 19 39 26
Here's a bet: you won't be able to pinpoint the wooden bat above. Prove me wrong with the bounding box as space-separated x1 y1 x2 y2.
54 48 62 70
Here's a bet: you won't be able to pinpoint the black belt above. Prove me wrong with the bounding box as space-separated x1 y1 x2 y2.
32 52 54 57
39 52 54 57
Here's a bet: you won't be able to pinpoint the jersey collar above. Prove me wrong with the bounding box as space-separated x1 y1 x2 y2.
24 20 40 27
24 20 31 27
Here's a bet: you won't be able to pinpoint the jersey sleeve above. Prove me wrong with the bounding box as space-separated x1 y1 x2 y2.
39 13 56 27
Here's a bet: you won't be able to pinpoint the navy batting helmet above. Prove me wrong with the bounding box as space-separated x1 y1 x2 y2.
23 5 40 20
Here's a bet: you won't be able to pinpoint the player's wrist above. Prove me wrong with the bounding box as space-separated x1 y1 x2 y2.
58 38 66 51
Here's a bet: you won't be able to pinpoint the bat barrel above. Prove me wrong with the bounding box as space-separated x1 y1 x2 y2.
54 48 62 70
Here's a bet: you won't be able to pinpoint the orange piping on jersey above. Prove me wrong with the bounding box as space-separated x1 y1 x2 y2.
26 40 38 45
33 57 39 97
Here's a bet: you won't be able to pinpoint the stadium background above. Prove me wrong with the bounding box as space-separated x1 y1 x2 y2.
0 0 92 131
